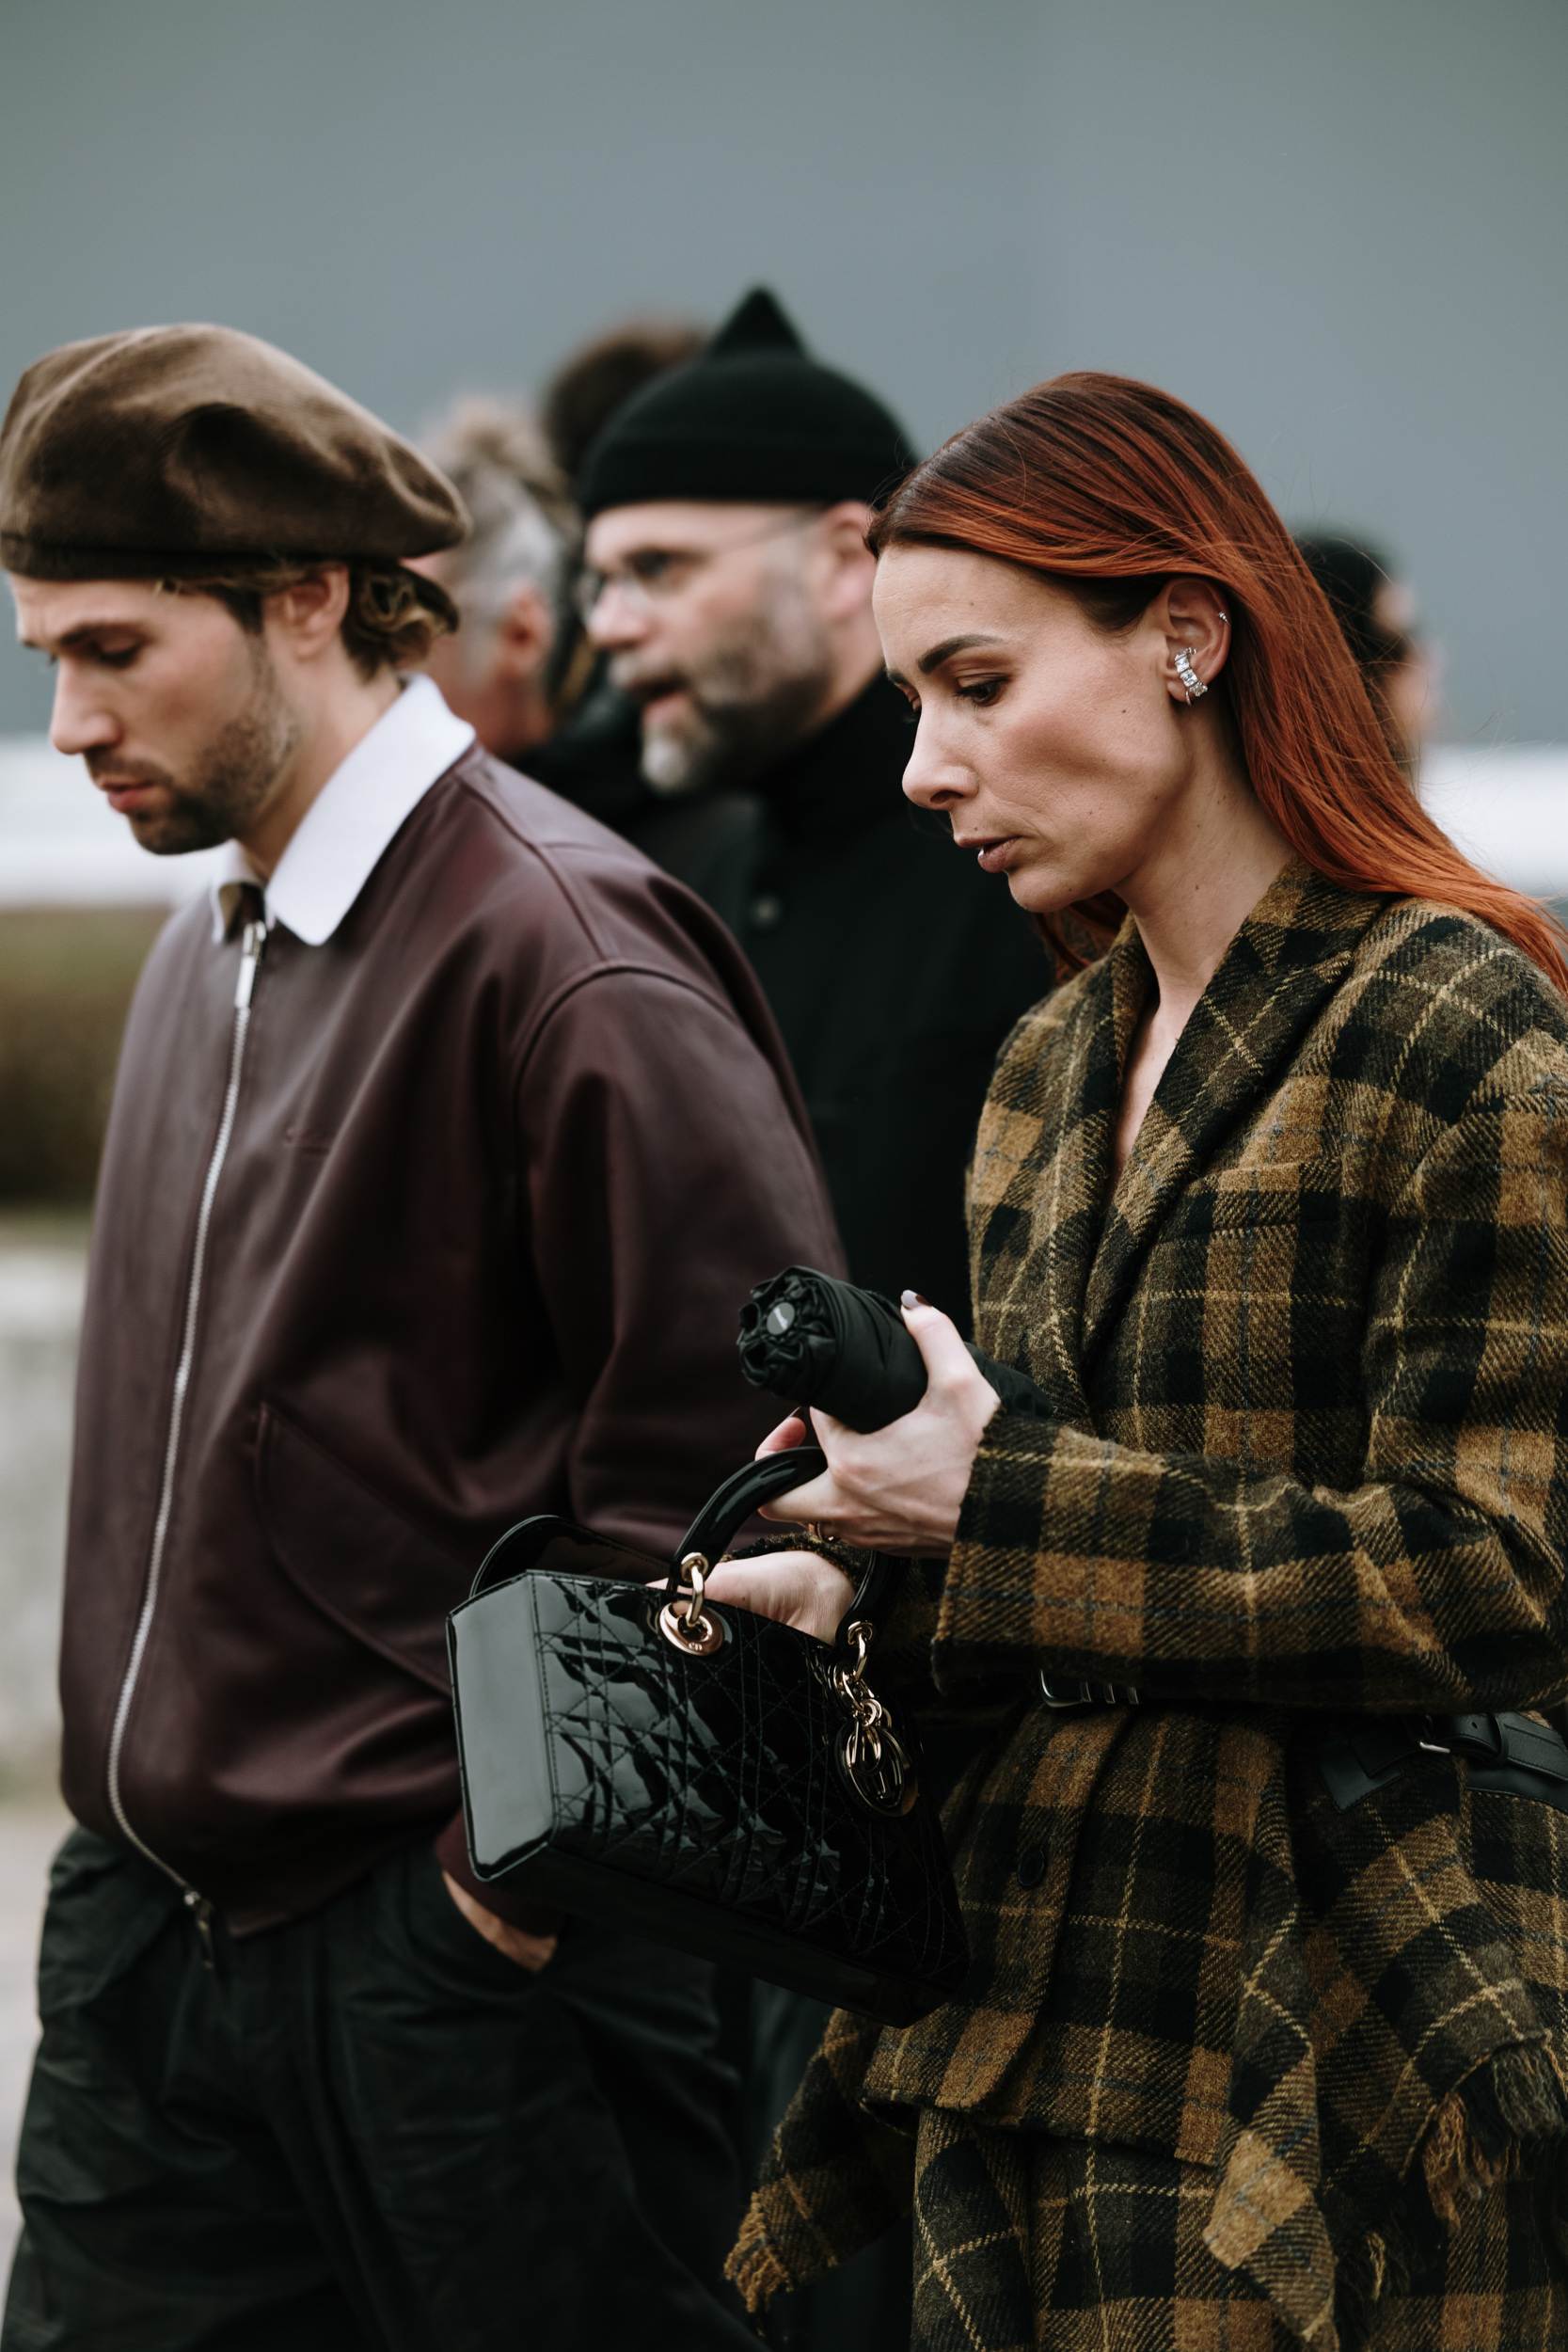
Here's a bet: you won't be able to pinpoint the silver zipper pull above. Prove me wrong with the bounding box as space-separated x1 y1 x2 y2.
183 1888 217 1971
234 917 265 1009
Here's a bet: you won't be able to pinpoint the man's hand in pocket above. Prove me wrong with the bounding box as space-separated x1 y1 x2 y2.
441 1870 559 1972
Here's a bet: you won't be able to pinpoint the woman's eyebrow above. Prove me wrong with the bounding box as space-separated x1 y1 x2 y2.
916 632 1005 675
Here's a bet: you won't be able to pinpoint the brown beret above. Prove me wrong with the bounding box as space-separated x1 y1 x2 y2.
0 324 468 580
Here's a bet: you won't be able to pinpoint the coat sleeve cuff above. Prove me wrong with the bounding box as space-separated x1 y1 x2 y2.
433 1812 566 1938
934 1408 1160 1683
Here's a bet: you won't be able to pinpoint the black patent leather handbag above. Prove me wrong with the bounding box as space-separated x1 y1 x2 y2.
447 1449 969 2026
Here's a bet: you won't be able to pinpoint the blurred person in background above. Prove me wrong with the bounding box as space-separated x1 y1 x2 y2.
0 324 839 2352
1296 531 1433 775
409 396 583 763
579 287 1049 1326
578 285 1049 2352
541 313 707 485
408 326 709 786
525 313 734 865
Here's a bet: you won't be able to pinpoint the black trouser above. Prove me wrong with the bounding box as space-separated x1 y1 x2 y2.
3 1828 755 2351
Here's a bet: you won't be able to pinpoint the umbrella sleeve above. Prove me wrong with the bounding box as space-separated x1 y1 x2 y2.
737 1266 1049 1432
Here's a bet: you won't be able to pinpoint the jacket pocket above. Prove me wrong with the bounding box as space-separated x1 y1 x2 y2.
255 1405 467 1694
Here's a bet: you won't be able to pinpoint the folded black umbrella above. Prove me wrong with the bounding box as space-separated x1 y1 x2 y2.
737 1265 1050 1433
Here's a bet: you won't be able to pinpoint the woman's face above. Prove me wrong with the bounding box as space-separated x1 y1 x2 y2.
873 545 1223 915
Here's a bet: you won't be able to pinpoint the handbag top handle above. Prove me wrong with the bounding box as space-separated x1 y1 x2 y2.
675 1446 904 1651
470 1443 903 1645
674 1446 828 1567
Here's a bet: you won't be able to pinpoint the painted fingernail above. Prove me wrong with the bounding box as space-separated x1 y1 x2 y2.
900 1289 929 1308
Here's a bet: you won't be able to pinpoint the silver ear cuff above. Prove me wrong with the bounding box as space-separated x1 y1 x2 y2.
1174 648 1207 702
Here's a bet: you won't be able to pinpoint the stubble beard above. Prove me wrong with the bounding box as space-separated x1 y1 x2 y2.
630 566 837 798
94 637 303 856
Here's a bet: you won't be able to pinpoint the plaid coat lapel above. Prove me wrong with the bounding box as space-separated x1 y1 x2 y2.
1081 862 1386 1366
966 952 1123 1430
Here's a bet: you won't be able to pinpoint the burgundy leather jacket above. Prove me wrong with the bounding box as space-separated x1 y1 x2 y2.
61 745 841 1933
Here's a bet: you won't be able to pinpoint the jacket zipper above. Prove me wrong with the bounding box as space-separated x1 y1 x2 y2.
103 915 267 1965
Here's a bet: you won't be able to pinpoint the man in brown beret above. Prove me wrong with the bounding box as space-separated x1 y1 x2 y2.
0 325 839 2351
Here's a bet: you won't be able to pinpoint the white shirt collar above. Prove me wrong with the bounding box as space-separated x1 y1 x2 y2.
210 675 474 945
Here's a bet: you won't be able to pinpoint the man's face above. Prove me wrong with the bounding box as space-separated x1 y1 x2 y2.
406 550 558 763
582 501 835 794
8 575 301 854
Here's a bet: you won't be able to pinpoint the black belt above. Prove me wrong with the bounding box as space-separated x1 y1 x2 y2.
1038 1675 1568 1816
1317 1710 1568 1812
1039 1672 1141 1709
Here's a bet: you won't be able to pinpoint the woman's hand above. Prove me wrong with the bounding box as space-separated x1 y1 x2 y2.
701 1552 856 1642
755 1294 1001 1556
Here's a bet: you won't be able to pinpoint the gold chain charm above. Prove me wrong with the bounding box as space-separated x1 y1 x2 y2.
830 1620 917 1815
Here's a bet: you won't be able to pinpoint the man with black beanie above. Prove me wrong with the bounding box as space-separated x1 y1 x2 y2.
575 289 1048 1331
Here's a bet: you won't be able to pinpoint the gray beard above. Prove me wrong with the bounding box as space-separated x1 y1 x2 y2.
641 665 833 797
98 641 302 855
630 564 836 797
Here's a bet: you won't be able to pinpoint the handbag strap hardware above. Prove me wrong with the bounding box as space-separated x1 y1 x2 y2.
833 1556 903 1649
828 1619 879 1711
657 1551 726 1658
830 1620 918 1817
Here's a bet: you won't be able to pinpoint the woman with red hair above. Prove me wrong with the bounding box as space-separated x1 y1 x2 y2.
719 375 1568 2348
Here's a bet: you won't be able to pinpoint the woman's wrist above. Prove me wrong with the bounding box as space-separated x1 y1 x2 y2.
733 1528 879 1581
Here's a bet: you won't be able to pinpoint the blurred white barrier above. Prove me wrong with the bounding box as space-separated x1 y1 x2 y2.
0 1796 70 2273
1421 745 1568 901
0 1237 85 1778
0 1230 83 2265
0 736 224 906
2 732 1565 907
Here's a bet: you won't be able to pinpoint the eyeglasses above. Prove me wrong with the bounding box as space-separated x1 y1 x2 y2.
574 510 820 625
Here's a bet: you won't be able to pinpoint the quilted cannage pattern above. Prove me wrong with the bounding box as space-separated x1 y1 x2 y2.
531 1574 965 1983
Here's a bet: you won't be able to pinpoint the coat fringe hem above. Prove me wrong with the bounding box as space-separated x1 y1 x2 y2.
1334 2039 1568 2344
725 2208 793 2317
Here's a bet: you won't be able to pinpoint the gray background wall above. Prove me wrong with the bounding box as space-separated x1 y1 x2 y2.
1 0 1563 741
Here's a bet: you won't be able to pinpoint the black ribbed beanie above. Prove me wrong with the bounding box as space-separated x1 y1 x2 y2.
575 288 915 518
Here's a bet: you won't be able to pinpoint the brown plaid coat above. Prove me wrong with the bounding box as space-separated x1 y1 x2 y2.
731 864 1568 2344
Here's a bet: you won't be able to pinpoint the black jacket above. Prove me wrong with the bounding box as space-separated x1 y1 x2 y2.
531 675 1049 1327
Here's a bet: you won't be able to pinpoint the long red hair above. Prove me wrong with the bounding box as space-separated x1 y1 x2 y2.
868 372 1568 993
